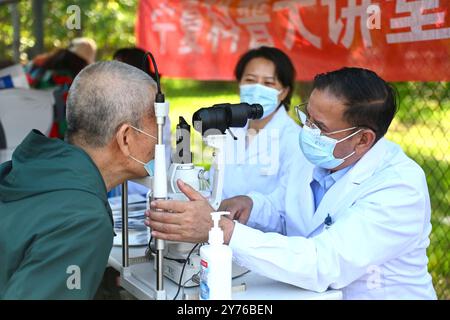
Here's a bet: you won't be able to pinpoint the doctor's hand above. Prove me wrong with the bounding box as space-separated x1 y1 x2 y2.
219 195 253 225
145 180 235 244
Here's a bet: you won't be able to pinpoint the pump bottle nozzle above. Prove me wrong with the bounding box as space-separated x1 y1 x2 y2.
209 211 230 245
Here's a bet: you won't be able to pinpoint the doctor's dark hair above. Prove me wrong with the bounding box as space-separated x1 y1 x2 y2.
313 67 398 143
234 46 296 110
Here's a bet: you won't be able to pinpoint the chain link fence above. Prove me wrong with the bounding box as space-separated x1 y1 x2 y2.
386 82 449 299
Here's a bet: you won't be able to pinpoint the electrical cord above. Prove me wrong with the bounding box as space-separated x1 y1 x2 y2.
143 51 164 102
147 235 244 299
173 243 199 300
146 234 155 256
146 235 187 263
147 234 201 299
181 270 201 299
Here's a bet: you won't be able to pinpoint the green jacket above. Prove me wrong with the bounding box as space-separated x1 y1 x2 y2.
0 130 114 299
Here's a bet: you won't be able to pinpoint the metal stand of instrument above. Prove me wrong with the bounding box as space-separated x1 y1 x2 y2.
120 180 165 300
121 182 129 268
153 119 167 300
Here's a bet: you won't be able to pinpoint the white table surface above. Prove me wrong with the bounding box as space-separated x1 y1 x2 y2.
108 246 342 300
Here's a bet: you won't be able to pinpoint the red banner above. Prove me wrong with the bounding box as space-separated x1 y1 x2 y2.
136 0 450 81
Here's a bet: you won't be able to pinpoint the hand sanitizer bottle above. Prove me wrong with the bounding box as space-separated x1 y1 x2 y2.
199 211 232 300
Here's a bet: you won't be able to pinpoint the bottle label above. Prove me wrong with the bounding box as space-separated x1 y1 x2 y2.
199 259 209 300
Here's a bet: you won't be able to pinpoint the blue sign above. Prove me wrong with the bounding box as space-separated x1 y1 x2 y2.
0 75 14 90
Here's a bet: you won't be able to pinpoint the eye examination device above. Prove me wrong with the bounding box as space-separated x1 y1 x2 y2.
160 102 262 289
119 51 263 300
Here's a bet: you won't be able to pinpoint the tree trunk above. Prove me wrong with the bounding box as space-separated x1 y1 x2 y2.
31 0 44 57
10 2 20 62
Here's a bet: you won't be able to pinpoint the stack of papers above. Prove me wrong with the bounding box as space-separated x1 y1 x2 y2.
108 194 150 247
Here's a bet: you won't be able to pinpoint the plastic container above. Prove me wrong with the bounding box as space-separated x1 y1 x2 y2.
199 211 232 300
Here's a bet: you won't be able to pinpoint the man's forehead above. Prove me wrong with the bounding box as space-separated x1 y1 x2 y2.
309 89 346 117
307 89 351 131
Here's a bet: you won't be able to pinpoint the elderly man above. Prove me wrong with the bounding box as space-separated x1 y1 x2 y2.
0 61 157 299
147 67 436 299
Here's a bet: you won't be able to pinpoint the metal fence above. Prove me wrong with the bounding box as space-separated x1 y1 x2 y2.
385 82 449 299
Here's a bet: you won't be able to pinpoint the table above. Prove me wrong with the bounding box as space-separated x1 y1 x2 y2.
108 246 343 300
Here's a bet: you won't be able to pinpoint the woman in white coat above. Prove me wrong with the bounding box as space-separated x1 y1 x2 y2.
220 46 302 200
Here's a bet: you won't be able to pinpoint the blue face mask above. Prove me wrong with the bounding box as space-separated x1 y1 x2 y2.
129 126 156 177
299 125 362 170
129 157 155 176
240 83 282 119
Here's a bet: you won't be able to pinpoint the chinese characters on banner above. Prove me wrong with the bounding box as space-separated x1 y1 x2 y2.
136 0 450 81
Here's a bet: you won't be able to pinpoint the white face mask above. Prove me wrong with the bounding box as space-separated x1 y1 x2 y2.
240 83 282 119
299 125 362 170
128 126 156 176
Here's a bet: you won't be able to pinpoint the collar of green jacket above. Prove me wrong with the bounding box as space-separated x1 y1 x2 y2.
0 130 109 207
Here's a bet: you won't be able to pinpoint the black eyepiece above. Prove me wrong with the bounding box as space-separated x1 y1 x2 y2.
192 103 263 135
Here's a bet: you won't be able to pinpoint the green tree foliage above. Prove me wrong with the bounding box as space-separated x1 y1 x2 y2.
0 0 137 62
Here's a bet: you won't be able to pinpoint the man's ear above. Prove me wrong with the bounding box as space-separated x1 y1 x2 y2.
355 129 376 155
116 123 132 157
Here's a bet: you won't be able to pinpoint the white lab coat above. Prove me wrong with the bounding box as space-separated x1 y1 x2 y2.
229 138 437 299
220 106 302 199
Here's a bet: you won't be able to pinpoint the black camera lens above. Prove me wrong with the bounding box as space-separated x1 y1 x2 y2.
192 103 263 135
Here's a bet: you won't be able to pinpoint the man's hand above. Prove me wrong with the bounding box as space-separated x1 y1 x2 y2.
219 195 253 225
145 180 235 244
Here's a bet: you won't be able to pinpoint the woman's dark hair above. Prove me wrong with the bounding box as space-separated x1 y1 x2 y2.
234 46 296 110
313 67 398 143
33 49 87 78
113 47 157 81
30 49 87 82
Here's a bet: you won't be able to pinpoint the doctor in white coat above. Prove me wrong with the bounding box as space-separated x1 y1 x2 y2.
218 46 302 199
146 67 436 300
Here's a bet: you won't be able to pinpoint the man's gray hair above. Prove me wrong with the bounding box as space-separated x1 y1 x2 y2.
66 60 156 147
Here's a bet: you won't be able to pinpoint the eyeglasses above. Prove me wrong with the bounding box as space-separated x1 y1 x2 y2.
295 102 377 137
295 102 360 137
295 102 321 131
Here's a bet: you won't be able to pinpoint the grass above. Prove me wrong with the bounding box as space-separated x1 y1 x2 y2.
162 78 450 299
